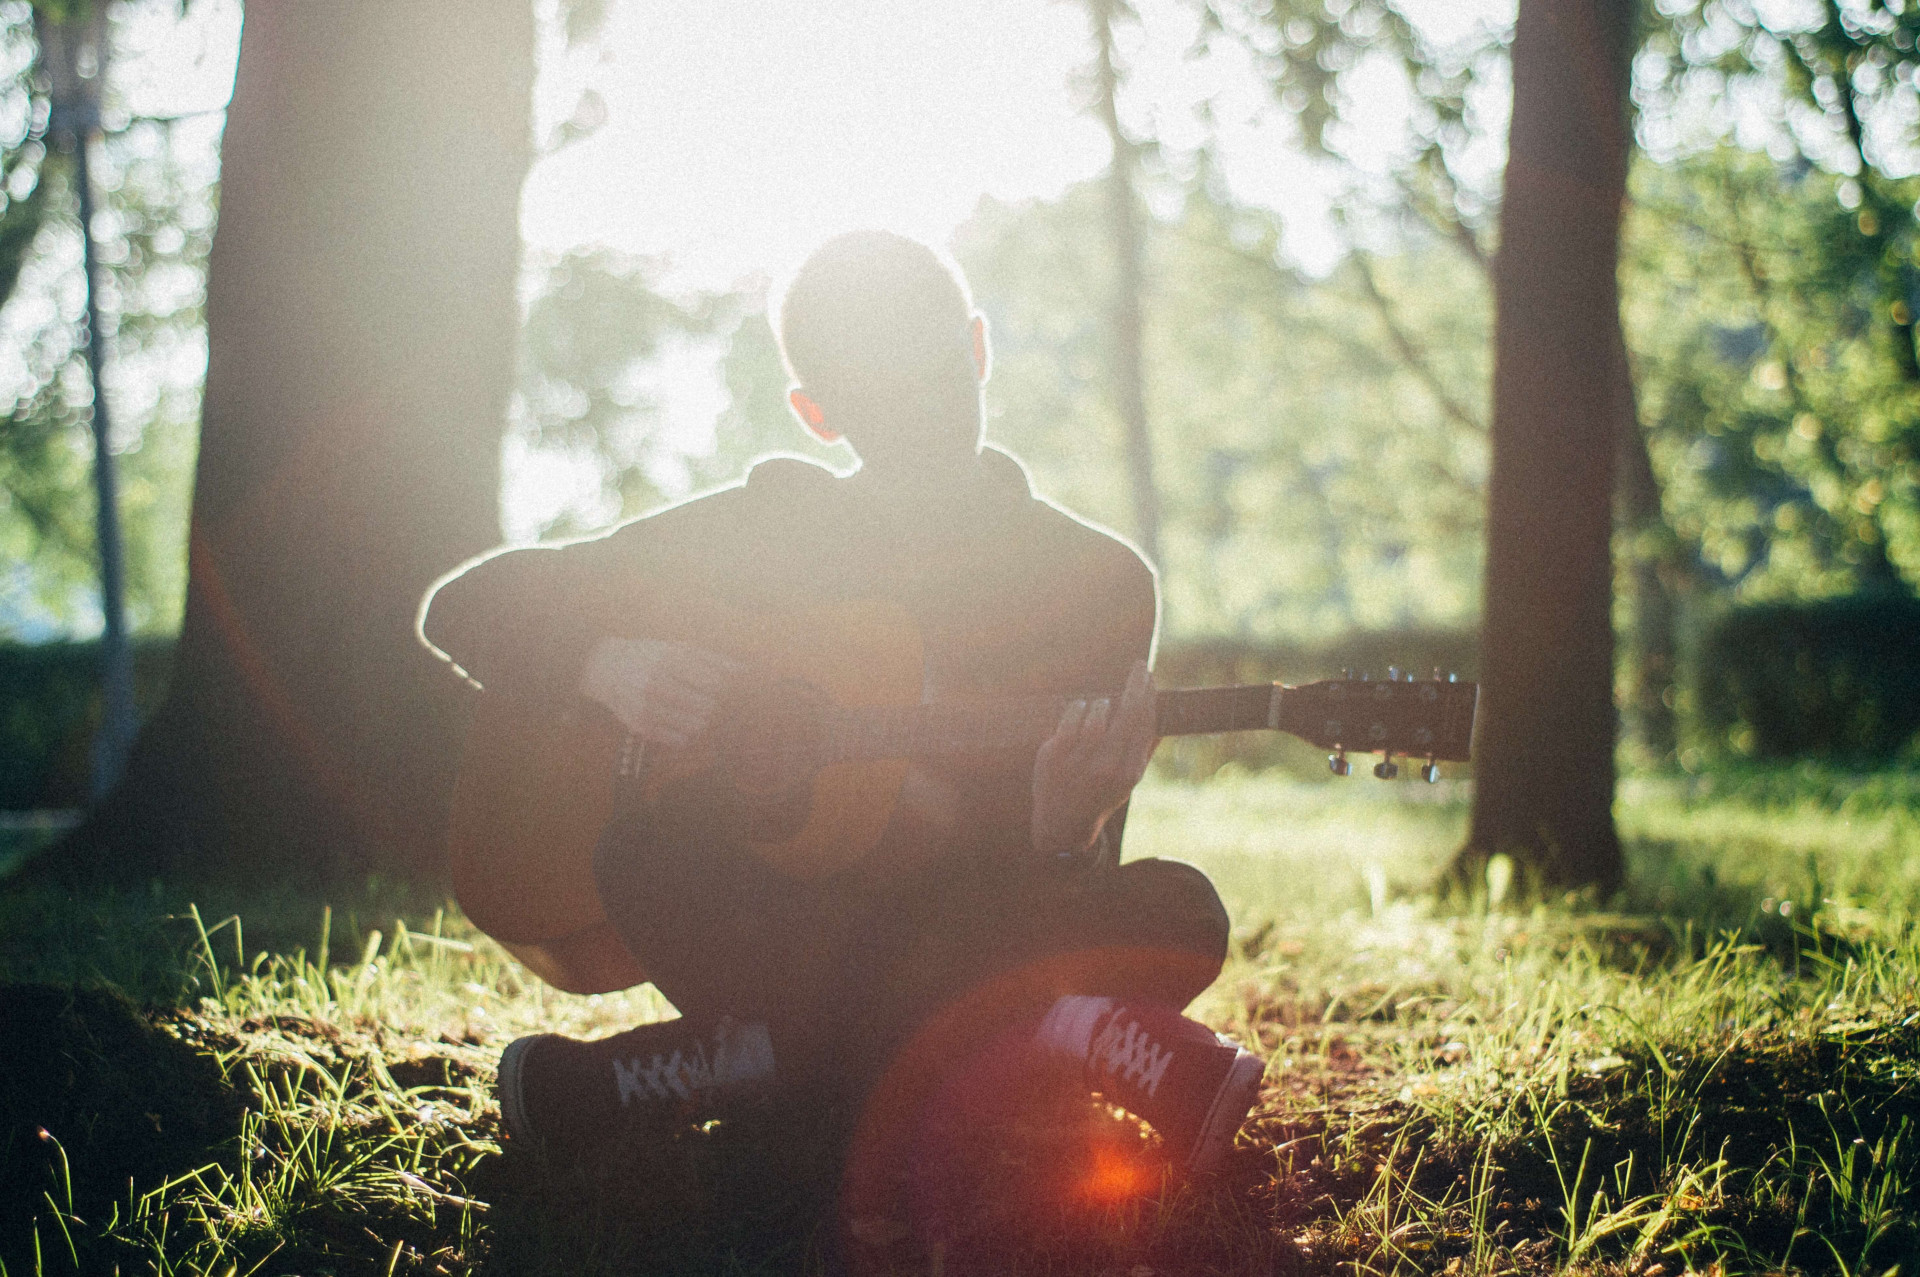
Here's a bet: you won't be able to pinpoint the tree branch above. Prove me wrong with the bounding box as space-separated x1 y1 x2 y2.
1350 251 1486 436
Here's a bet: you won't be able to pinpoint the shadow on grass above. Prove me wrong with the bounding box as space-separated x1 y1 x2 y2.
0 983 243 1274
474 1101 845 1275
470 1087 1289 1275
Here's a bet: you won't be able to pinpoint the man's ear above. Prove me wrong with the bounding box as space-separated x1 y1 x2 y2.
789 388 841 443
970 314 991 383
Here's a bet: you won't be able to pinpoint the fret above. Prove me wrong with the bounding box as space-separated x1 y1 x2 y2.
777 675 1475 769
817 683 1286 763
1153 685 1279 737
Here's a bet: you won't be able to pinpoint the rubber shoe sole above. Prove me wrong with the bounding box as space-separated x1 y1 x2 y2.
496 1033 554 1145
1185 1045 1264 1175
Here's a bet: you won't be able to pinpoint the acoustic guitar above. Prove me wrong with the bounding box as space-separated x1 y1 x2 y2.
448 598 1478 994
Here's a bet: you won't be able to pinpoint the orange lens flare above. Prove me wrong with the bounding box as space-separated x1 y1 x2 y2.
1078 1142 1152 1205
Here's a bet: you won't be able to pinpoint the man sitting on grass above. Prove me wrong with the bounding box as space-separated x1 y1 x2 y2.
419 231 1264 1183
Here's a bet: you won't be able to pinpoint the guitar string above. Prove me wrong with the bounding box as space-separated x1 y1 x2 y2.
653 680 1473 780
819 685 1288 764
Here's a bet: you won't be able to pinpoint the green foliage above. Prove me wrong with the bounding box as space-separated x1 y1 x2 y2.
1644 0 1920 175
1201 0 1506 252
1201 0 1920 616
0 4 208 638
513 252 839 540
1627 1 1920 601
515 248 708 535
555 0 612 47
709 305 846 483
0 135 46 309
1626 147 1920 597
957 178 1489 640
0 635 169 807
1691 595 1920 761
1202 0 1920 629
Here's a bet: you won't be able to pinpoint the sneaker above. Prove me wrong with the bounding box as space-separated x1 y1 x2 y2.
1036 996 1264 1174
497 1016 776 1151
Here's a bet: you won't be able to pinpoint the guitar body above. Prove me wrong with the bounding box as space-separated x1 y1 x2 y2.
449 598 925 994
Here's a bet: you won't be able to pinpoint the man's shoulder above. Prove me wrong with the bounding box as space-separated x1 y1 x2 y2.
973 450 1157 646
1001 466 1155 600
598 449 1152 603
1030 497 1154 583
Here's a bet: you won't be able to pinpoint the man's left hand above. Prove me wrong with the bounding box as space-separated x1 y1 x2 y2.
1030 660 1157 860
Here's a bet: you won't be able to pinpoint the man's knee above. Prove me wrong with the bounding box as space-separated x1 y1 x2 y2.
1111 857 1230 977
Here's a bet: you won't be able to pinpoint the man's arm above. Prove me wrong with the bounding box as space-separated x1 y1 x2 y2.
421 477 773 696
421 537 741 746
1030 532 1159 863
419 540 605 702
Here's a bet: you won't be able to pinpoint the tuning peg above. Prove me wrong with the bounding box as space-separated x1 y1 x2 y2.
1421 761 1441 783
1432 667 1442 682
1328 751 1352 777
1374 759 1399 780
1341 668 1352 680
1447 672 1458 683
1387 666 1401 682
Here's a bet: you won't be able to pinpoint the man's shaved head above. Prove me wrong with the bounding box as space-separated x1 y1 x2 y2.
777 231 984 461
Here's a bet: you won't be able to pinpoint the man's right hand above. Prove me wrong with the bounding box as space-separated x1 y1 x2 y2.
578 637 742 749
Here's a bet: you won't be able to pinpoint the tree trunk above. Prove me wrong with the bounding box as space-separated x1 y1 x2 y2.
1087 0 1163 577
1462 0 1633 892
57 0 532 884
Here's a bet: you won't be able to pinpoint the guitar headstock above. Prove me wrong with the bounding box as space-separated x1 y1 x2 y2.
1280 671 1478 778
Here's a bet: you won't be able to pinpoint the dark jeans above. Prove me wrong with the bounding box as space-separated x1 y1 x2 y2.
591 793 1230 1093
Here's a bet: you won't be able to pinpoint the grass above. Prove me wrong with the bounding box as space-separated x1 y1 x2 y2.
3 766 1920 1274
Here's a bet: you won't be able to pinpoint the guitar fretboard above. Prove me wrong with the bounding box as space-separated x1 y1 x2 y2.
817 685 1286 765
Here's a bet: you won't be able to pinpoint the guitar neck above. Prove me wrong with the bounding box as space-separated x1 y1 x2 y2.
1153 684 1289 737
819 684 1295 765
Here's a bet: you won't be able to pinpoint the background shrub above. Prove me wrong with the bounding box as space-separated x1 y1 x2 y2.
0 639 173 808
1690 595 1920 761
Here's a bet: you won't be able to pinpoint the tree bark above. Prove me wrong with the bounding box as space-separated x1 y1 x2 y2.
1462 0 1633 892
56 0 532 884
1087 0 1163 576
